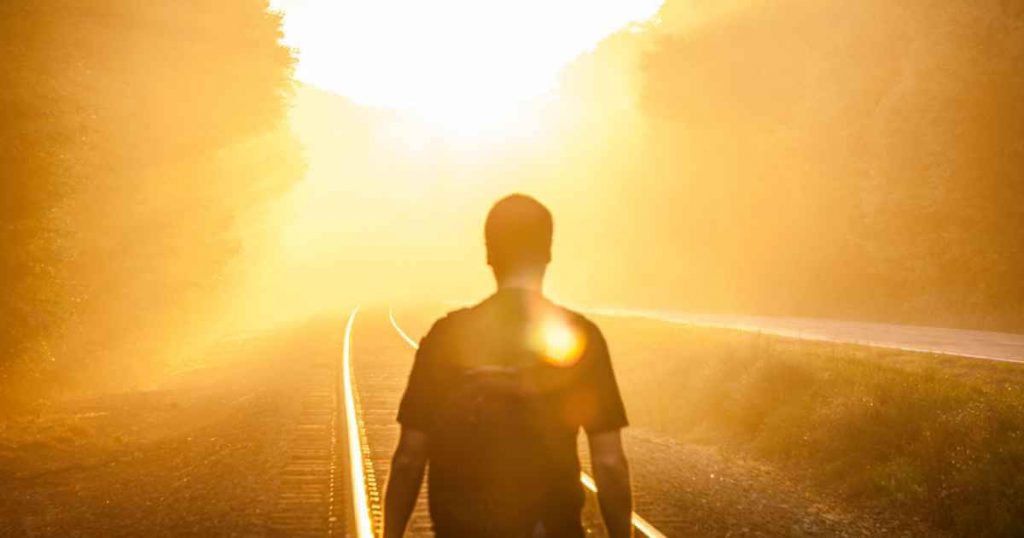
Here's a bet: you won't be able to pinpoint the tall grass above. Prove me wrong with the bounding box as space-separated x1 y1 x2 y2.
603 317 1024 536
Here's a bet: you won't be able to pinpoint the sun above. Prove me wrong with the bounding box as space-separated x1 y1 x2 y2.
270 0 662 136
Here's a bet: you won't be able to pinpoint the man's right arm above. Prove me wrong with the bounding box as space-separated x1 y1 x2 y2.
576 321 633 537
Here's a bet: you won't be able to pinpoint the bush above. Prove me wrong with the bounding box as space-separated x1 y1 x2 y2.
605 316 1024 536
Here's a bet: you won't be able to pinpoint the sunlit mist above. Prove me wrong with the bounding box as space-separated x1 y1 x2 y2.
270 0 662 135
5 1 1023 534
7 0 1021 406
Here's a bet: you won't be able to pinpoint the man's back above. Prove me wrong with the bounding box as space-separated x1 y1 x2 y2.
397 289 628 537
383 195 633 538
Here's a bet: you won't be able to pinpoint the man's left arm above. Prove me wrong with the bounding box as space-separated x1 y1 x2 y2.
384 319 446 537
383 427 429 538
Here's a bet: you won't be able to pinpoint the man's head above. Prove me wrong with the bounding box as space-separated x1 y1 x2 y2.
485 194 553 279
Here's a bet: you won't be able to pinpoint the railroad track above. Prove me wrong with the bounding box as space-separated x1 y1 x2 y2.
336 306 667 538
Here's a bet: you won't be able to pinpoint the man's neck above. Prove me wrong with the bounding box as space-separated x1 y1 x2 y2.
495 270 545 293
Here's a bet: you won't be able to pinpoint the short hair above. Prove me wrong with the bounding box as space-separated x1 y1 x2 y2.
485 194 553 273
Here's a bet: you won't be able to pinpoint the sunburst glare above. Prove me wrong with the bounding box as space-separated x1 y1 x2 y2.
270 0 662 137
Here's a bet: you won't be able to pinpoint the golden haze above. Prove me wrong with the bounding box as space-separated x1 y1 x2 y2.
3 0 1022 398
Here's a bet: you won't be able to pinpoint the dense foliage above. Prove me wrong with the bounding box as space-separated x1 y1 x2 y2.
0 1 302 403
554 0 1022 330
638 0 1024 330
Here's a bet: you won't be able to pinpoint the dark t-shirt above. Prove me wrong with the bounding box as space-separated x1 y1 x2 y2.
397 289 628 538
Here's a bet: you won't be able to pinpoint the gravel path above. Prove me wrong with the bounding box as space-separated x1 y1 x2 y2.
0 321 345 537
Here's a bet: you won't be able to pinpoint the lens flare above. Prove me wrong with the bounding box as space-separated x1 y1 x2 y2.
536 320 584 367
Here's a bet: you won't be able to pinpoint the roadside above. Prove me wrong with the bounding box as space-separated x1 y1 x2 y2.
598 314 1024 536
589 308 1024 363
619 427 930 536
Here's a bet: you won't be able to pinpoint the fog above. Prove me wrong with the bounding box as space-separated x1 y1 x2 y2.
4 0 1022 402
238 0 1023 331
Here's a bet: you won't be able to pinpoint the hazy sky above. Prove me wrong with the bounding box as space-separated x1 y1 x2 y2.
226 1 668 325
239 0 1024 333
268 0 662 133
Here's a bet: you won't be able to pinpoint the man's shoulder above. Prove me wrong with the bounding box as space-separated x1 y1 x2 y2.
428 294 504 328
552 302 602 336
423 305 474 340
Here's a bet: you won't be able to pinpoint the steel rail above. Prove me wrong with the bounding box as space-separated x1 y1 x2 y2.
342 307 376 538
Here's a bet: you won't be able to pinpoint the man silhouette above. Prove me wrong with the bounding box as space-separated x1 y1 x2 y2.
383 194 633 538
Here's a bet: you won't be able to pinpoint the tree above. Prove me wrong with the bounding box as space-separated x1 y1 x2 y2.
0 0 304 403
638 0 1024 329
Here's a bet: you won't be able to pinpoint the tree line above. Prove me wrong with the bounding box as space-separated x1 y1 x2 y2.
562 0 1023 331
0 1 303 405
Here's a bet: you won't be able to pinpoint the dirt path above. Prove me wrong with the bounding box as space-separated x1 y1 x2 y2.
0 321 346 537
590 309 1024 363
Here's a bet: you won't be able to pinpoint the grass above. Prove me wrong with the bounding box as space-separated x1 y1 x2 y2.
599 316 1024 536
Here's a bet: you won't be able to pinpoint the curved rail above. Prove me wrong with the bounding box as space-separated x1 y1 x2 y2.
387 307 667 538
388 308 420 349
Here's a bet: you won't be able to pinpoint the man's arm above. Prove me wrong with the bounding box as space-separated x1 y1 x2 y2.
383 427 429 538
588 429 633 538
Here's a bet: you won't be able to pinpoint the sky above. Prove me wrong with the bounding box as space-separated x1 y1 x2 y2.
268 0 662 135
231 0 668 325
237 0 1024 333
